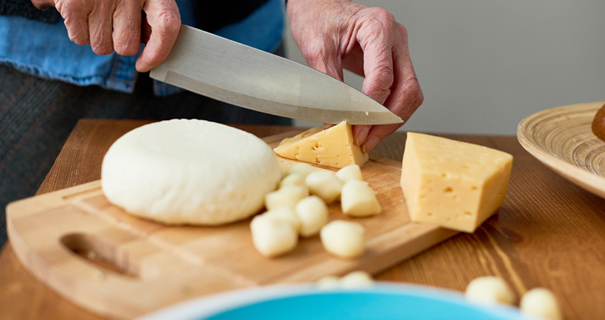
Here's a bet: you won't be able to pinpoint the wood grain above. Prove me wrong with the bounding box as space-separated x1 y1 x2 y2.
517 101 605 199
1 119 604 320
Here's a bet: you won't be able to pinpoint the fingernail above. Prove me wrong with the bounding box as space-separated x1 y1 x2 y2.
363 136 380 153
354 125 371 146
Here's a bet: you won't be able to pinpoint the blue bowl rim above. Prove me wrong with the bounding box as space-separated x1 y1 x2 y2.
137 282 537 320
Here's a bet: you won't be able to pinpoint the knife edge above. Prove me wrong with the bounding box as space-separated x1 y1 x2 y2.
156 71 403 125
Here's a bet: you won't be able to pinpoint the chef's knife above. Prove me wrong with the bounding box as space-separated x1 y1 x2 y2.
150 25 403 125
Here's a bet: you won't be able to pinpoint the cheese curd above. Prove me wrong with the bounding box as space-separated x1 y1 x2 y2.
340 271 374 288
320 220 365 259
336 164 363 183
263 207 302 233
250 214 298 257
465 276 516 306
294 196 329 237
317 271 374 289
285 163 317 178
265 186 309 211
341 180 381 217
316 275 341 289
305 171 343 204
278 173 306 188
520 288 563 320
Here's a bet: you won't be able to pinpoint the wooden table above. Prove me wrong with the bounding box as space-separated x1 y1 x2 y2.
1 119 604 319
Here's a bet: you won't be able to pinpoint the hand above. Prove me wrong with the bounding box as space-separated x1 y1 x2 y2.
287 0 424 152
31 0 181 72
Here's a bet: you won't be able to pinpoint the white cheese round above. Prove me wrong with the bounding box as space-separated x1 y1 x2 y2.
101 119 281 225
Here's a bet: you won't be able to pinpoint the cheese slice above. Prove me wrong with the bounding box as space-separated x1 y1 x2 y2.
400 132 513 233
274 121 368 168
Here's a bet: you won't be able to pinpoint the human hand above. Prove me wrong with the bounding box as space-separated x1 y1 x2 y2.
31 0 181 72
287 0 423 152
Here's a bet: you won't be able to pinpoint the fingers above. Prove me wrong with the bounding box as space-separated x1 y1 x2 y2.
357 9 396 105
362 30 423 153
289 1 423 153
55 0 179 66
350 8 396 148
113 0 142 56
57 0 142 55
136 0 181 72
353 125 371 148
31 0 56 10
88 0 114 55
56 0 91 46
384 25 423 123
305 40 371 146
347 8 423 153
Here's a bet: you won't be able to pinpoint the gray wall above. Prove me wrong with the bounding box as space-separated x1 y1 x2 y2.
285 1 605 135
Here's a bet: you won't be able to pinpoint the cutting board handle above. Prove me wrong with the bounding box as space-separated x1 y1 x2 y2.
7 181 154 317
60 232 141 279
7 180 250 318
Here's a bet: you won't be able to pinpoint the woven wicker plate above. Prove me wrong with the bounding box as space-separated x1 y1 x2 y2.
517 101 605 200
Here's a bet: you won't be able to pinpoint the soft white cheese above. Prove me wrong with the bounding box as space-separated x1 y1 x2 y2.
101 119 281 225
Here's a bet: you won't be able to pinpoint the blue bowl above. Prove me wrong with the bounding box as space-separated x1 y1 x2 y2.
139 283 536 320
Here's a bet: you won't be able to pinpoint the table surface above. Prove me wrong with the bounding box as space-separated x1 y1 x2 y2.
1 119 604 319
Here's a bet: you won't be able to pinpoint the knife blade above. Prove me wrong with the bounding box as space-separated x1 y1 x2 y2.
150 25 403 125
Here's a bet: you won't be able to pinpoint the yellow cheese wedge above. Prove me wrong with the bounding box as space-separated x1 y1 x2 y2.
400 132 513 233
274 121 369 168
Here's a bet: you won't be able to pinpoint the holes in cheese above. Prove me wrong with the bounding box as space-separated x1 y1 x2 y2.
400 132 513 233
273 121 369 169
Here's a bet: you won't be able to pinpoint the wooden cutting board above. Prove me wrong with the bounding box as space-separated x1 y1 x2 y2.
6 132 458 319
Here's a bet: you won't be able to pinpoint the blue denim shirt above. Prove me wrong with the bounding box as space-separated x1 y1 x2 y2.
0 0 285 95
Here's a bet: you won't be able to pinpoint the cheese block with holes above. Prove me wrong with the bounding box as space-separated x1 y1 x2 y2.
101 119 282 225
273 121 368 168
400 132 513 232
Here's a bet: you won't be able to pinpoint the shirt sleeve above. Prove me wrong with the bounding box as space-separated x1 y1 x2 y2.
0 0 61 24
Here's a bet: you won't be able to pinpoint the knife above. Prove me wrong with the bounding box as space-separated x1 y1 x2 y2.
150 25 402 125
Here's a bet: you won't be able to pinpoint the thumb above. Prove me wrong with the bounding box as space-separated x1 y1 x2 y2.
31 0 55 10
136 0 181 72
